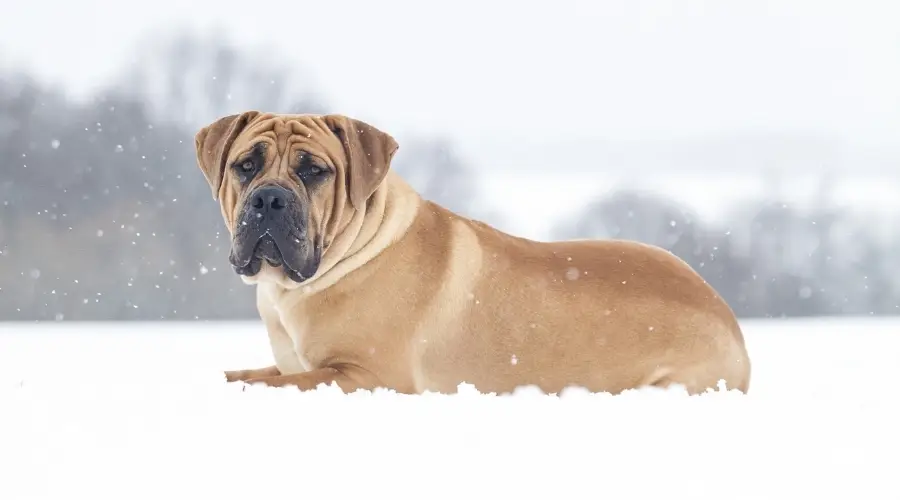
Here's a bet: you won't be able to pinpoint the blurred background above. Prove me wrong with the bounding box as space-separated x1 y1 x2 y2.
1 0 899 321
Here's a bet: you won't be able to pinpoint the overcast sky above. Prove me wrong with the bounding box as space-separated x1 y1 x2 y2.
2 0 900 178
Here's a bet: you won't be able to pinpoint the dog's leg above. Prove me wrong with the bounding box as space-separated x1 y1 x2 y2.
224 365 282 383
242 366 376 393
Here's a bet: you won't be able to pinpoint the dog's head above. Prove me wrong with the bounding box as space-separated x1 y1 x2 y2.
194 112 398 287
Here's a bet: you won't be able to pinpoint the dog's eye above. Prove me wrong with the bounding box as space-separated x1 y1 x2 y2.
297 162 328 181
234 158 259 184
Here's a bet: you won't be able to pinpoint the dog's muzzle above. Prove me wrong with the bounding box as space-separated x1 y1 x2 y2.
228 184 320 283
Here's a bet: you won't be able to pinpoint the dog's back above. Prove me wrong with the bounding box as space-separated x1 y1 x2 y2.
408 200 751 394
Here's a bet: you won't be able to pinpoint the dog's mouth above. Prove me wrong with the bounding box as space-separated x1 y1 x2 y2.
231 234 318 283
254 235 284 268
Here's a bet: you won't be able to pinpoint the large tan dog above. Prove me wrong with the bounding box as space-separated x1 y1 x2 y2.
194 112 751 395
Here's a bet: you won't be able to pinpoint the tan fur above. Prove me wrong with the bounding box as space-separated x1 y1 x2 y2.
196 112 751 396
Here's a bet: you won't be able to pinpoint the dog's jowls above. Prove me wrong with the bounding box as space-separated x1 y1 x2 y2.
194 112 751 395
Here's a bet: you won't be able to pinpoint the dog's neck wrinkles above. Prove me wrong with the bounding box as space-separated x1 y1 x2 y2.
266 172 421 305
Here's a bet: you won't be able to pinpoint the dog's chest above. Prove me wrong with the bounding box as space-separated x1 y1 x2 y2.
271 299 343 373
270 308 314 372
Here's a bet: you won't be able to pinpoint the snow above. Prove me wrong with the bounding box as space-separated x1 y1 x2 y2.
1 318 898 499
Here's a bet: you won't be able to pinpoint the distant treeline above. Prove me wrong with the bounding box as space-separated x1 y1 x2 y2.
1 32 896 320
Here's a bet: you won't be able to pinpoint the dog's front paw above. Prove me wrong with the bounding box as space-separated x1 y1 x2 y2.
224 370 249 383
223 365 281 384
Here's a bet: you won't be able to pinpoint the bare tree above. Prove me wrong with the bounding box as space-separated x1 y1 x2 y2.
119 32 328 128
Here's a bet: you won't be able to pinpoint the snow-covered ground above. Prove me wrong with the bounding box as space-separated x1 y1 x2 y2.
1 318 898 499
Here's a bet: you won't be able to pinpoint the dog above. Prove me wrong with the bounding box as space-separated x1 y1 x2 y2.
194 112 751 395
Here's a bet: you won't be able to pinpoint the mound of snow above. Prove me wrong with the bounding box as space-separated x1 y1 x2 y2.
1 377 896 500
1 320 898 499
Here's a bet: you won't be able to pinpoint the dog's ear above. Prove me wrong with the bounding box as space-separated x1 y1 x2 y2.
194 111 260 200
324 114 399 210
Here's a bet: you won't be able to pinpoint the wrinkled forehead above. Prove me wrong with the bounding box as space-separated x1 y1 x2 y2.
230 114 344 165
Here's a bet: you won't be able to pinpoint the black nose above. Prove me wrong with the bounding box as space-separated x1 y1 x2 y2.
250 185 290 214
